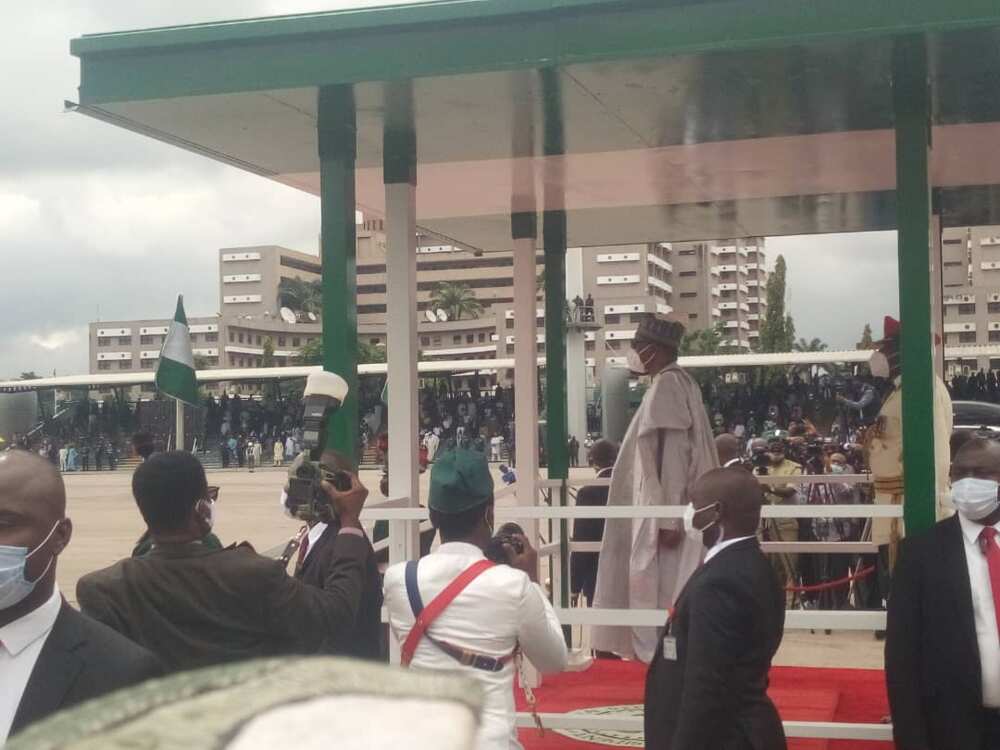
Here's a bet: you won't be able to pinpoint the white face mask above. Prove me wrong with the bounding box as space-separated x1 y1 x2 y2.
950 477 1000 521
869 351 891 379
682 502 719 542
830 463 846 474
626 345 653 375
0 521 60 610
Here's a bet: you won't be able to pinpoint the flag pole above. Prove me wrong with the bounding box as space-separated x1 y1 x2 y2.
176 399 185 452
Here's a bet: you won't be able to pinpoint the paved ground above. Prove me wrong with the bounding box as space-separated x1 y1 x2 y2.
58 468 884 670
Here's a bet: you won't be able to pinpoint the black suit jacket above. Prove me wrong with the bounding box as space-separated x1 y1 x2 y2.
644 538 786 750
886 514 987 750
10 603 162 737
570 468 612 599
77 533 372 673
296 522 384 660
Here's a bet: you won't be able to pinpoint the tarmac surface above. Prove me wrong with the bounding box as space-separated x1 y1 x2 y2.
57 467 884 670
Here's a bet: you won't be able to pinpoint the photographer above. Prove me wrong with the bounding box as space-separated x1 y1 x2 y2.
383 448 567 750
77 451 373 673
759 436 803 595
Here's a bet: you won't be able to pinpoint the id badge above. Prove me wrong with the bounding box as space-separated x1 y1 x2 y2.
662 636 678 661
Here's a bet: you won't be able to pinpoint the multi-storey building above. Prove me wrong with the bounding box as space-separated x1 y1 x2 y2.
669 238 768 350
89 228 766 390
942 225 1000 375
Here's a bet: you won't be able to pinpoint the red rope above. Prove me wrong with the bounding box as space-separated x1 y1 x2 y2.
784 565 875 593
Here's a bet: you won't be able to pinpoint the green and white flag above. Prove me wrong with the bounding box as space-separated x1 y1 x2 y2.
155 295 200 407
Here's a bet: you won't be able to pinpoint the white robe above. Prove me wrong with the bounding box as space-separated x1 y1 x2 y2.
591 363 719 663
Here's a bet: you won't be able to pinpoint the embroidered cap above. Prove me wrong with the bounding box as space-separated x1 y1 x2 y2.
634 314 685 349
428 448 495 513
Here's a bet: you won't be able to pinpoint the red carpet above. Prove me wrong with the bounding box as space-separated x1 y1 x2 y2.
517 660 889 749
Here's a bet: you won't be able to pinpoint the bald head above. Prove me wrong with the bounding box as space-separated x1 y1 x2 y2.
691 467 764 538
0 450 66 523
0 450 72 623
715 434 741 466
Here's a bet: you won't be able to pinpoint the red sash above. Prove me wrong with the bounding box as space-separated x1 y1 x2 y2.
401 559 495 667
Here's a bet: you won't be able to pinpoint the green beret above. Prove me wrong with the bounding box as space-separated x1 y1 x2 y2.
429 448 494 513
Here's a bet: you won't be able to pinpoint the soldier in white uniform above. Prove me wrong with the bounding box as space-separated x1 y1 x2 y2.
384 449 567 750
861 317 952 607
592 315 719 663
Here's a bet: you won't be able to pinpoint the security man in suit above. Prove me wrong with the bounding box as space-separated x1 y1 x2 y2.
886 437 1000 749
571 439 618 605
0 451 162 744
77 450 373 673
644 467 786 750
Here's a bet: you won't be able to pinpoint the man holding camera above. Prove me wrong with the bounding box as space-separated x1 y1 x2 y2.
383 448 568 750
77 451 374 673
758 435 802 594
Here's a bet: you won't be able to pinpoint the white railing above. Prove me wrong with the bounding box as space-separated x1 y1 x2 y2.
366 472 894 743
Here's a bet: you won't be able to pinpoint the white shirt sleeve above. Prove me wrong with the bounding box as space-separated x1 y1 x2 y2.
516 581 568 674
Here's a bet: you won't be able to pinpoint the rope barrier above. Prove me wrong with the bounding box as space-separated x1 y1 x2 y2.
784 565 875 593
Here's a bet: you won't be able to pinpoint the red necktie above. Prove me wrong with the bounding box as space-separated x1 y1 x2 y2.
295 533 310 569
978 526 1000 642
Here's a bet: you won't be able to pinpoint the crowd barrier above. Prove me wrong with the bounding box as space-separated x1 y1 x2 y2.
361 471 895 743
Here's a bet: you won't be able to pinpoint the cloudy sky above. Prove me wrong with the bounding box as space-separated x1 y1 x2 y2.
1 1 897 379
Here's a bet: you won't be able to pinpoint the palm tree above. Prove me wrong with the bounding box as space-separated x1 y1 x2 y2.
428 281 484 321
278 277 323 314
794 337 828 352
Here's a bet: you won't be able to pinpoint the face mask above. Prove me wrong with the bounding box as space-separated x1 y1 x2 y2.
870 351 891 379
0 521 60 610
626 344 655 375
682 502 719 542
830 464 846 474
950 477 1000 521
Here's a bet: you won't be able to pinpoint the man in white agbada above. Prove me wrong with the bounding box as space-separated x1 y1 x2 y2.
592 315 719 663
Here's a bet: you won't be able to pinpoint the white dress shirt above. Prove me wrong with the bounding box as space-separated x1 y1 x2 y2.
703 535 756 565
0 586 62 744
384 542 568 750
957 513 1000 708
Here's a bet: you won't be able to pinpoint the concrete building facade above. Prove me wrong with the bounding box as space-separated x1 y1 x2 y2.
89 228 767 389
942 225 1000 375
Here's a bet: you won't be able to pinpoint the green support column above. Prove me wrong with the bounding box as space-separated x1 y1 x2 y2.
544 210 569 480
318 85 359 463
892 36 936 535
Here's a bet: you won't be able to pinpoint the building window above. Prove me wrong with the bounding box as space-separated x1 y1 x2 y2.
681 292 697 299
206 333 218 342
118 336 132 346
97 361 111 370
432 337 441 345
466 334 475 344
990 332 1000 343
478 333 486 342
256 335 262 345
118 360 132 370
688 313 698 320
679 249 695 256
98 338 109 346
989 302 1000 314
943 261 964 267
679 271 696 277
630 314 646 324
958 304 976 315
229 331 235 342
238 333 245 343
506 319 514 329
585 341 595 352
421 336 430 346
536 343 545 353
140 335 155 345
453 335 462 344
292 337 301 347
605 314 620 324
959 332 977 343
278 337 286 346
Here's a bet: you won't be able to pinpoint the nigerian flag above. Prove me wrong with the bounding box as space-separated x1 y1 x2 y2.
155 295 200 406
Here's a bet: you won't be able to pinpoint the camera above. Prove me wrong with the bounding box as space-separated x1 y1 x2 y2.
751 448 770 474
286 371 352 522
484 522 526 564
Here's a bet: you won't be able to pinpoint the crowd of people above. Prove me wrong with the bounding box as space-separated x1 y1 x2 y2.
5 312 1000 750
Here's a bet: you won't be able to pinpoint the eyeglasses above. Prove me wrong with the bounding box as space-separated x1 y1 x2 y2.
205 486 220 503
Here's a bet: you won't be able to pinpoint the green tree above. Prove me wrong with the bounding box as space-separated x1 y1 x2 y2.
262 337 275 367
428 281 484 321
679 323 724 356
19 371 40 380
192 355 210 370
857 323 875 350
297 337 386 365
278 277 323 314
758 255 795 353
794 337 827 352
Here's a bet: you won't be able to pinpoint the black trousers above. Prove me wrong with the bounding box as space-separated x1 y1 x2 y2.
985 709 1000 750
